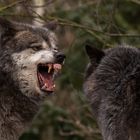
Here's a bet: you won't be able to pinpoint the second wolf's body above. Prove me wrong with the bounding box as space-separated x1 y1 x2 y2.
84 45 140 140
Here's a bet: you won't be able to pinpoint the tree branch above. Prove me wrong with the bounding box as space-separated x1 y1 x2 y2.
130 0 140 5
31 10 140 38
0 0 30 12
0 2 139 38
0 2 139 48
57 117 100 137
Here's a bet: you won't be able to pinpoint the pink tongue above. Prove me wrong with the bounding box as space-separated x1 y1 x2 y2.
53 64 62 71
39 72 54 91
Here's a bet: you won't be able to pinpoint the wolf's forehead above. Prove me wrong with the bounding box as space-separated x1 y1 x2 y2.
15 31 42 43
14 29 57 49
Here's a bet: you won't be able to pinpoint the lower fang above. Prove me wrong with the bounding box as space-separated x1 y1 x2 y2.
52 71 57 80
41 83 47 90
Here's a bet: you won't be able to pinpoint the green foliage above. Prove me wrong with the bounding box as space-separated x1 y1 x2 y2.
20 100 101 140
0 0 139 140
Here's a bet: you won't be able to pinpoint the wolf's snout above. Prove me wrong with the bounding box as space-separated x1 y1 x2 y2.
55 52 66 64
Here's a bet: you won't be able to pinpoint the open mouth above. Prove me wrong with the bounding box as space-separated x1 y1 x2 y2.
37 63 62 93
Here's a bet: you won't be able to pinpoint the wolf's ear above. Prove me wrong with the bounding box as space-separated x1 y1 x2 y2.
44 20 58 31
0 18 16 43
85 44 105 64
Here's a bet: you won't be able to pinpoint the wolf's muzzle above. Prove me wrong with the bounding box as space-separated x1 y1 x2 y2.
55 52 66 64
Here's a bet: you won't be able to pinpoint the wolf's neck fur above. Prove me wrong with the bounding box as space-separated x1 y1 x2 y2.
0 89 39 140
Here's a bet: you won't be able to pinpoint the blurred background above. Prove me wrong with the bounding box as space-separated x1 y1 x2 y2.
0 0 139 140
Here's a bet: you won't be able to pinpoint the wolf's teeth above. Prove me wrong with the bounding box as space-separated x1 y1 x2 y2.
48 67 51 73
62 60 65 65
41 83 47 90
48 64 52 73
52 71 57 80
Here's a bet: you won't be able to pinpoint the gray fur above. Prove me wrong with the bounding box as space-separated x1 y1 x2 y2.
84 45 140 140
0 18 63 140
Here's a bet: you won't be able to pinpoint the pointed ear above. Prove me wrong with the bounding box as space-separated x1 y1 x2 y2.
44 20 58 31
85 44 105 64
0 18 16 43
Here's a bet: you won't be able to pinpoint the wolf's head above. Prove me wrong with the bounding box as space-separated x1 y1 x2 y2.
84 44 140 104
0 18 65 99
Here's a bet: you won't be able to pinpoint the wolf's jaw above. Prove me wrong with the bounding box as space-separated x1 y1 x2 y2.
37 63 62 93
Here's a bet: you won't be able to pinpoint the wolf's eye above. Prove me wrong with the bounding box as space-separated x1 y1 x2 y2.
32 46 42 51
30 43 42 51
53 48 58 53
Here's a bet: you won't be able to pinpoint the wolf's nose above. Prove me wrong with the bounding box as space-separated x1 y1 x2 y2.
55 52 66 64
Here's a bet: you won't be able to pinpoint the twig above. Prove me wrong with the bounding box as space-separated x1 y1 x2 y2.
1 12 140 39
106 33 140 37
130 0 140 5
27 9 129 37
0 1 139 39
0 0 139 38
57 117 100 136
0 2 139 46
43 15 140 38
0 0 29 12
59 129 84 137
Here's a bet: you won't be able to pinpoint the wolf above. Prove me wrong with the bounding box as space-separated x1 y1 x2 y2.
84 44 140 140
0 18 65 140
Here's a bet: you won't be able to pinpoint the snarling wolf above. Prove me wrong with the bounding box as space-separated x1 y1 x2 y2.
0 18 65 140
84 45 140 140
